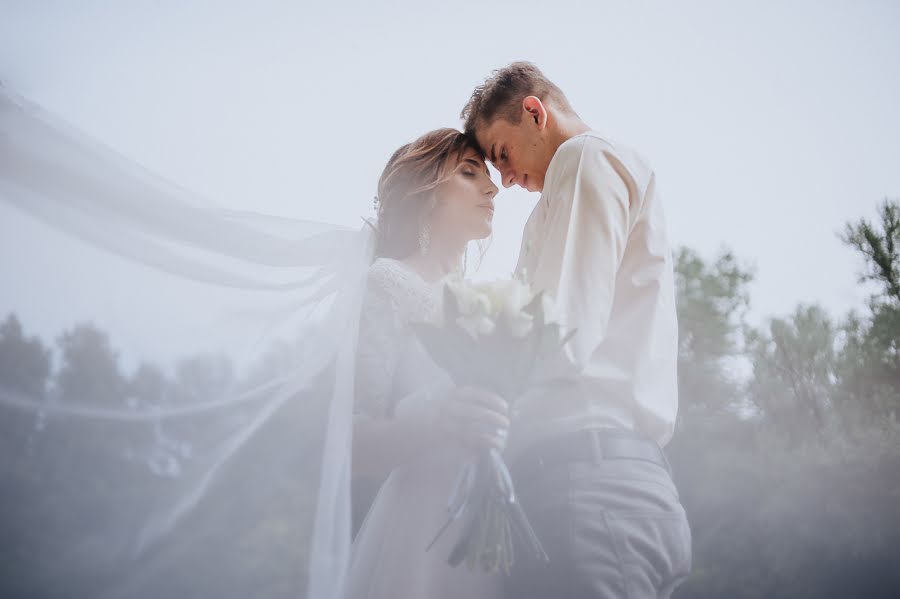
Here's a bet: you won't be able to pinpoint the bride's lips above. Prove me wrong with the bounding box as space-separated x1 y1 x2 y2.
479 204 495 216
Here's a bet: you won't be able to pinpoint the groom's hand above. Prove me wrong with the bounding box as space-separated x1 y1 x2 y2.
437 386 510 452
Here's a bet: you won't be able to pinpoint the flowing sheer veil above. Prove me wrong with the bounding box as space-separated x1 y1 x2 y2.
0 86 368 598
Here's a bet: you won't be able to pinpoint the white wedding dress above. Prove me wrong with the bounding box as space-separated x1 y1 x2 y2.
343 257 504 599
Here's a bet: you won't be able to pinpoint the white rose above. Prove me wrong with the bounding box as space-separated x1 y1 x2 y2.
496 280 535 338
446 279 496 339
446 277 543 339
456 313 496 339
448 278 492 318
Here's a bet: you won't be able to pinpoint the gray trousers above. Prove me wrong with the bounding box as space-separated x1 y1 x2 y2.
503 450 692 599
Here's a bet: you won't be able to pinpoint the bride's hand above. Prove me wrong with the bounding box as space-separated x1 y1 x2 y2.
432 386 510 452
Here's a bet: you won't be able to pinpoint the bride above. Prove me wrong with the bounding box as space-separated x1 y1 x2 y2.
348 128 507 599
0 89 508 598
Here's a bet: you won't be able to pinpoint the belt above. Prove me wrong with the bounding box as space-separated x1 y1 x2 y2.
509 427 672 482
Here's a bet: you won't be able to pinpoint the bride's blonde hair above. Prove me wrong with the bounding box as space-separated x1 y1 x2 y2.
372 128 485 262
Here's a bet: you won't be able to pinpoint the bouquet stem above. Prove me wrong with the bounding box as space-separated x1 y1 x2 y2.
427 448 549 573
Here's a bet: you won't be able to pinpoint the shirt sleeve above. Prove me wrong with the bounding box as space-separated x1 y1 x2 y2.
533 136 636 368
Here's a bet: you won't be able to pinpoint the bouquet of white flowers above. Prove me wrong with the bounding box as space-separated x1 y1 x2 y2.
413 274 578 574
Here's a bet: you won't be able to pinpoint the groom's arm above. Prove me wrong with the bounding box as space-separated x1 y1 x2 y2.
535 136 636 367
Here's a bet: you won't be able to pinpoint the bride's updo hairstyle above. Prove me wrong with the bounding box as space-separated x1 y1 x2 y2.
372 128 483 260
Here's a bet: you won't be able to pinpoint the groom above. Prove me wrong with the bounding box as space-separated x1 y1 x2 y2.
462 62 692 598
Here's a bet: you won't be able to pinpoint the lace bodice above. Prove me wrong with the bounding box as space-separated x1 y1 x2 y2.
347 258 504 599
354 257 448 418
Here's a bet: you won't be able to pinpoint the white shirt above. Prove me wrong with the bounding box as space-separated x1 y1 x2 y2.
506 131 679 455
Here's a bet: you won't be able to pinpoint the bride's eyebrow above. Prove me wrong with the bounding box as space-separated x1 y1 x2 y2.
462 157 489 176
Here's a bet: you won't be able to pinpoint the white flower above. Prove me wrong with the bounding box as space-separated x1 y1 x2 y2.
456 313 496 339
487 279 534 338
446 277 494 339
446 276 540 339
447 277 490 317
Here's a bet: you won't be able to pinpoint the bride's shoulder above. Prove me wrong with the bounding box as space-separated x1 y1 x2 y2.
367 257 424 287
367 256 407 284
364 257 437 318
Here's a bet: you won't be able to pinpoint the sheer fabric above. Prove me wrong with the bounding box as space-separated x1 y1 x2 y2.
0 86 371 599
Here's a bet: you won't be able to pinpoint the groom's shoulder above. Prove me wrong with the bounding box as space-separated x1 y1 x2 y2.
555 132 652 170
553 131 655 190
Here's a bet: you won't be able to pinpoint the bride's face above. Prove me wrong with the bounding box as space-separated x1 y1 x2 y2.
430 149 499 244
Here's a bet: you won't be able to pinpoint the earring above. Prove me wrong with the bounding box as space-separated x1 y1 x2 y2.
418 220 431 256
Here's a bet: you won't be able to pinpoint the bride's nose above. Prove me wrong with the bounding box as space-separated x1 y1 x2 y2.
485 181 499 198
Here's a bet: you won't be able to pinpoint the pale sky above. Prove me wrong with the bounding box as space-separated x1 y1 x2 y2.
2 0 899 367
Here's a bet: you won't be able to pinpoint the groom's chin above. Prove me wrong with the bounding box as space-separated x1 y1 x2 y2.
521 174 542 193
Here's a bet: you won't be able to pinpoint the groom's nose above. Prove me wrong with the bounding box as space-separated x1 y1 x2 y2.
500 168 517 188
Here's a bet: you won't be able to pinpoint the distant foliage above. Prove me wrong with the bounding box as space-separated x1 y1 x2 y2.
55 323 126 405
841 198 900 305
746 304 840 441
674 247 753 425
667 199 900 598
1 201 899 598
0 314 51 399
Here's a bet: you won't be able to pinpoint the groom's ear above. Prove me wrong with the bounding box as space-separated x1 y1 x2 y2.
522 96 548 131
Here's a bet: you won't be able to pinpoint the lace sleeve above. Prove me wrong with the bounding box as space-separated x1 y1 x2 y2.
353 263 403 419
354 258 442 418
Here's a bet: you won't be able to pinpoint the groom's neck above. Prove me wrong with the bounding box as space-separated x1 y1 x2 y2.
549 114 592 155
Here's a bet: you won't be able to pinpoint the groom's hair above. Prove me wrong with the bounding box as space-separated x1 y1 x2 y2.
461 62 575 138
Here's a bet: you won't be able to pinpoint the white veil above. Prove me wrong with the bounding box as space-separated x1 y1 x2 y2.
0 86 368 598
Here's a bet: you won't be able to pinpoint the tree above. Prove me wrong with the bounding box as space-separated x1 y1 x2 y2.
841 198 900 305
0 314 52 473
746 304 839 442
673 247 754 426
55 323 126 405
128 362 169 406
0 313 52 399
171 353 235 403
839 198 900 422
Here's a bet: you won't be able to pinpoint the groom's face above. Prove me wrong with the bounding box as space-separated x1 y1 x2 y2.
474 98 555 193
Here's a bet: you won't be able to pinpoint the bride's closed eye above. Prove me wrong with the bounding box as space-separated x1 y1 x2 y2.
460 157 488 179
